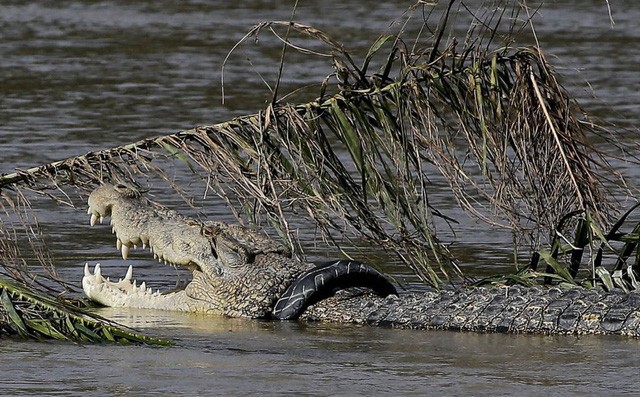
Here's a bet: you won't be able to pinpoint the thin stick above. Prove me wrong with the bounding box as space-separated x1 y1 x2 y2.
529 70 586 211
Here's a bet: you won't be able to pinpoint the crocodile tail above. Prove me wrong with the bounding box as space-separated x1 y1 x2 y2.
271 260 397 320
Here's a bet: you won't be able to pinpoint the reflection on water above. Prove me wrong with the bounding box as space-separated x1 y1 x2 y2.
2 0 640 395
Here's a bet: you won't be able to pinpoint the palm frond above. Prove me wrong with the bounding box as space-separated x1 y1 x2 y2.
0 1 630 291
0 277 171 344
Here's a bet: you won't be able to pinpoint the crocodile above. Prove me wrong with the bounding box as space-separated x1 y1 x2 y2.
83 183 640 336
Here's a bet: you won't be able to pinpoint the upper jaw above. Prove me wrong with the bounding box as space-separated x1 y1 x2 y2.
87 200 193 269
87 204 147 262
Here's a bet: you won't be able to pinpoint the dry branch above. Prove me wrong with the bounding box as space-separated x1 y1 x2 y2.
0 1 629 289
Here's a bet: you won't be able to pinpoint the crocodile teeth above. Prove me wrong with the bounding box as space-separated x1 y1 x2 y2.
124 265 133 281
84 263 91 276
90 213 98 226
99 216 104 224
121 244 130 260
140 281 146 291
116 239 122 251
87 207 92 215
95 263 102 277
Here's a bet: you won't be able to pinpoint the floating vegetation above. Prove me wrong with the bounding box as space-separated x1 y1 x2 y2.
0 277 171 345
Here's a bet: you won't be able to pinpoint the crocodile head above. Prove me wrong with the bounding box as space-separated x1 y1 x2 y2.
83 183 309 318
83 184 397 319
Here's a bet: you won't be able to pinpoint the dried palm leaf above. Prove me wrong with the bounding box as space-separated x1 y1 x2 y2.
0 1 631 293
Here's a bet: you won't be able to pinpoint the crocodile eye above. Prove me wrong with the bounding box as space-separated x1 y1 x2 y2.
114 183 127 191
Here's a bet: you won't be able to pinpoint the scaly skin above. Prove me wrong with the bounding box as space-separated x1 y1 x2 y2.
84 184 640 336
84 184 394 318
301 286 640 335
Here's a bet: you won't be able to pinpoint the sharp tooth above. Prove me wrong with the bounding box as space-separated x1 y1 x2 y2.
112 226 116 234
140 281 146 291
84 263 90 276
121 244 130 260
95 263 102 277
110 218 114 226
99 216 104 224
87 207 92 215
133 280 137 289
142 242 147 249
116 239 122 251
150 246 154 254
90 214 98 226
133 244 138 250
106 277 110 282
124 265 133 281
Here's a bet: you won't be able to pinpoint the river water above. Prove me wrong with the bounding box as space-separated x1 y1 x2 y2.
1 1 640 396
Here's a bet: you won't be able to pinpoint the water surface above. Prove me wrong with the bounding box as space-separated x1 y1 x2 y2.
1 1 640 395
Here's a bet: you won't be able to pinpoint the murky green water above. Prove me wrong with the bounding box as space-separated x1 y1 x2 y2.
1 1 640 395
